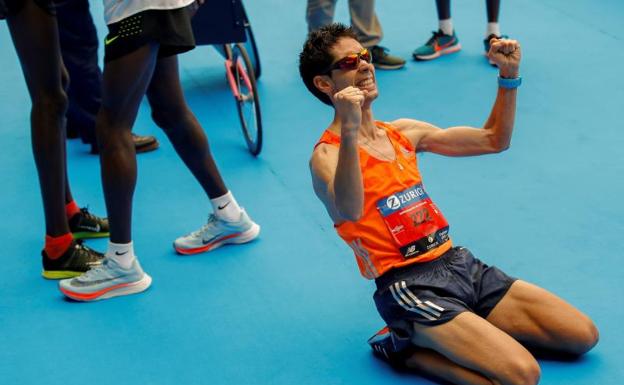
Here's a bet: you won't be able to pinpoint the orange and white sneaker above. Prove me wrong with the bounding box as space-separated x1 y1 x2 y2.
412 30 461 61
173 209 260 255
368 326 413 368
59 257 151 301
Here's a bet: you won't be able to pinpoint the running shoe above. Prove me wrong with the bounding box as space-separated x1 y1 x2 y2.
133 133 160 153
484 33 509 66
413 30 461 61
69 207 110 239
370 46 406 70
42 240 104 279
59 257 152 301
368 326 412 368
174 209 260 255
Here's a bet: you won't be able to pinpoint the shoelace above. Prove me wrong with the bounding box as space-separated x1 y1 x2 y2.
190 214 219 237
72 240 103 264
79 206 98 221
426 30 446 45
74 240 90 255
73 240 88 256
79 259 109 280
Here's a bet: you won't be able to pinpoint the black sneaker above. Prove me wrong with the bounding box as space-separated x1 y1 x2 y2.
42 240 104 279
484 34 509 66
69 207 110 239
368 326 412 368
370 45 406 70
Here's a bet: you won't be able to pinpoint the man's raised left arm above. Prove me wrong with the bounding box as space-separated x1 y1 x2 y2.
395 39 522 157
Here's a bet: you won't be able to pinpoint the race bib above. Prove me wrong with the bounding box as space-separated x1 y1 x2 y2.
376 184 450 259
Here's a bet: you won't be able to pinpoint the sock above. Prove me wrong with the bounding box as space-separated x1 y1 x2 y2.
44 233 74 259
65 200 80 219
486 22 501 38
106 241 135 269
439 18 453 35
210 191 242 222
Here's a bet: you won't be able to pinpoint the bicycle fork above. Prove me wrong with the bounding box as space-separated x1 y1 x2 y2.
225 58 254 101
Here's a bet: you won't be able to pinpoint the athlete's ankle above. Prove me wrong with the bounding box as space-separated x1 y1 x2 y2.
65 200 80 219
105 241 135 269
44 233 74 259
211 191 242 222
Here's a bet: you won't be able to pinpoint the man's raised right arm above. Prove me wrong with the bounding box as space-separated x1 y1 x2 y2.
310 138 363 224
310 86 368 223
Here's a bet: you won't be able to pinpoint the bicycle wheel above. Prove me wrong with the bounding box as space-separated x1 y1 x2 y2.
232 43 262 156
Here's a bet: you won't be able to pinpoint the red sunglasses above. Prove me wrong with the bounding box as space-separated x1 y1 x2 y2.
324 48 372 74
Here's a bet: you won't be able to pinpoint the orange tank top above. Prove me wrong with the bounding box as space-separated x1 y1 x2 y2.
315 121 453 279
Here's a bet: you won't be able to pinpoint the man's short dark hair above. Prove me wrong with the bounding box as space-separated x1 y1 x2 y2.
299 23 358 106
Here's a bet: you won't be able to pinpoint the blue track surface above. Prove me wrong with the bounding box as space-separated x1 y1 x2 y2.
0 1 622 384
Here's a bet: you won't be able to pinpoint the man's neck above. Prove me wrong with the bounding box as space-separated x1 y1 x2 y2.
329 106 377 138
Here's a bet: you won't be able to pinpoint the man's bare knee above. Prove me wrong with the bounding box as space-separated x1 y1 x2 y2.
32 89 68 121
566 318 599 355
95 113 134 153
496 356 541 385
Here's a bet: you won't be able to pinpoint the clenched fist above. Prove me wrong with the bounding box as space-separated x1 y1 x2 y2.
334 86 367 134
487 38 521 79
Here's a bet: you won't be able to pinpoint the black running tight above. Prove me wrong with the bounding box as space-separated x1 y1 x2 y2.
435 0 500 23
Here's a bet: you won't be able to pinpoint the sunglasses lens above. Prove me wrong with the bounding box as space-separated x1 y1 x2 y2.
337 55 359 70
328 49 372 73
360 50 371 63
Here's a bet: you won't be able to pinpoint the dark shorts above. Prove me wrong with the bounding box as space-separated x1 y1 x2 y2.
0 0 55 19
103 7 195 63
373 246 516 340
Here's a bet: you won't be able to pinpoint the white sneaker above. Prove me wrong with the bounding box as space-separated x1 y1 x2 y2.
174 209 260 255
59 257 151 301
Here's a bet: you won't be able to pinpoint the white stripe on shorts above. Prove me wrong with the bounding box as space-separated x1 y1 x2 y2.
400 281 445 317
389 282 437 321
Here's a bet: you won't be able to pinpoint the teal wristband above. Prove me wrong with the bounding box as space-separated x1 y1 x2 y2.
498 76 522 89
